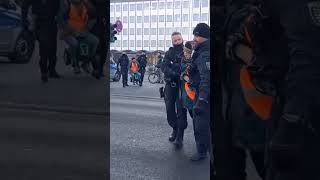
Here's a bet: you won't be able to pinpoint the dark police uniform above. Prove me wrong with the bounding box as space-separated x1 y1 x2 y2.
137 54 147 86
161 44 188 144
190 39 211 160
22 0 60 82
117 54 129 87
90 0 107 77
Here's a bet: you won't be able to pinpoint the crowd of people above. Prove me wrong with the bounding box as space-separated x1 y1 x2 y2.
21 0 107 83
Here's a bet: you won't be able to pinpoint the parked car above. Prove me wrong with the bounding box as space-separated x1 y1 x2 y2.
0 0 35 63
109 57 120 82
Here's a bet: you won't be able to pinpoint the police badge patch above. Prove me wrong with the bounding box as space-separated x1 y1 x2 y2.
206 62 210 70
308 1 320 27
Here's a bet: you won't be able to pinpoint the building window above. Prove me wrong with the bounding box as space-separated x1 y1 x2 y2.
144 16 150 23
137 28 142 35
182 27 189 34
193 0 200 8
144 28 149 35
166 15 173 22
201 13 208 21
123 4 128 11
137 4 143 11
201 0 208 7
159 28 165 35
175 1 181 9
116 5 121 11
137 16 143 23
130 4 135 11
137 40 142 47
175 14 181 22
130 40 135 47
167 2 173 9
122 16 128 23
151 15 157 23
152 2 157 10
115 17 120 21
151 28 157 35
144 3 149 10
158 40 164 47
183 1 189 8
166 40 172 47
151 40 157 47
130 16 135 23
123 40 128 47
174 27 181 33
166 27 172 35
183 14 189 22
159 15 165 22
110 17 114 23
144 40 149 47
159 2 165 9
130 28 135 35
193 13 200 21
122 29 128 35
110 5 114 11
116 40 120 47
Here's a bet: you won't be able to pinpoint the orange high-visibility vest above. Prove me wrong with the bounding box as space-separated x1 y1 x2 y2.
68 3 88 32
131 63 138 73
239 15 273 120
184 82 196 101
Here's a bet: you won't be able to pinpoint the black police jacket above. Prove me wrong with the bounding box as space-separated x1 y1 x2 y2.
191 40 210 103
137 55 147 70
22 0 59 23
117 55 129 70
161 45 184 83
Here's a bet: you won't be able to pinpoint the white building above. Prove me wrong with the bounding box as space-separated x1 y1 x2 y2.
110 0 210 51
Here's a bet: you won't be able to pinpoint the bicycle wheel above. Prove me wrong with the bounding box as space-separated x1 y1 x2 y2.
148 73 159 84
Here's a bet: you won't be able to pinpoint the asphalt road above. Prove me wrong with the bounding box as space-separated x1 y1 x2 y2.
110 79 210 180
0 41 109 180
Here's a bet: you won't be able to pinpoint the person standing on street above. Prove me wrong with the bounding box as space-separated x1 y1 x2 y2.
22 0 61 83
189 23 211 161
137 52 148 86
117 53 129 88
161 32 188 149
156 52 165 84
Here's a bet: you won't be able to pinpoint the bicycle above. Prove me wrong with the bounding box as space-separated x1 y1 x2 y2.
148 66 163 84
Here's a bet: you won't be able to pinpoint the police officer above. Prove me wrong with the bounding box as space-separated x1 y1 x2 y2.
22 0 61 83
90 0 107 78
161 32 188 149
117 53 129 88
156 52 164 84
137 52 148 86
189 23 211 161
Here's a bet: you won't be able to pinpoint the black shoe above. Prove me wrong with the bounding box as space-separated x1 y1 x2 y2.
41 74 48 83
92 70 100 79
190 153 207 161
123 84 126 88
49 71 61 79
174 130 184 149
168 129 177 142
125 84 129 86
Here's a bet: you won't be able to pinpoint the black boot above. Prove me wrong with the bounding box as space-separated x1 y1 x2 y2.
168 129 177 142
174 130 184 149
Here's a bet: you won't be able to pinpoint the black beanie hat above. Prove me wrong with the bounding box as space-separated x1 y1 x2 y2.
193 23 210 39
184 41 193 51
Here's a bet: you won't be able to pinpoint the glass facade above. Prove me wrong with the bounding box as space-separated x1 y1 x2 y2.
110 0 210 51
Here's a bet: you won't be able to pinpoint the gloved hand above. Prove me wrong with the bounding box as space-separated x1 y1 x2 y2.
193 99 208 115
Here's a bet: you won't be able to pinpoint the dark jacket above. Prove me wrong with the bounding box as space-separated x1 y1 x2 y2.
161 45 184 83
156 55 164 68
191 40 210 103
137 55 147 71
117 55 129 71
22 0 60 23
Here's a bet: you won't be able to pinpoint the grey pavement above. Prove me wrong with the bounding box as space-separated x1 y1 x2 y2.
0 41 108 180
110 79 210 180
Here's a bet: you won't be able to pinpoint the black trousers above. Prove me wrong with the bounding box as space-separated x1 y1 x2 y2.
193 101 210 155
35 22 58 75
121 69 128 85
164 82 188 133
139 69 145 84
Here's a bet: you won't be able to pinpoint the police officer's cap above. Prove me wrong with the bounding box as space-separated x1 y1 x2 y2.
193 23 210 39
